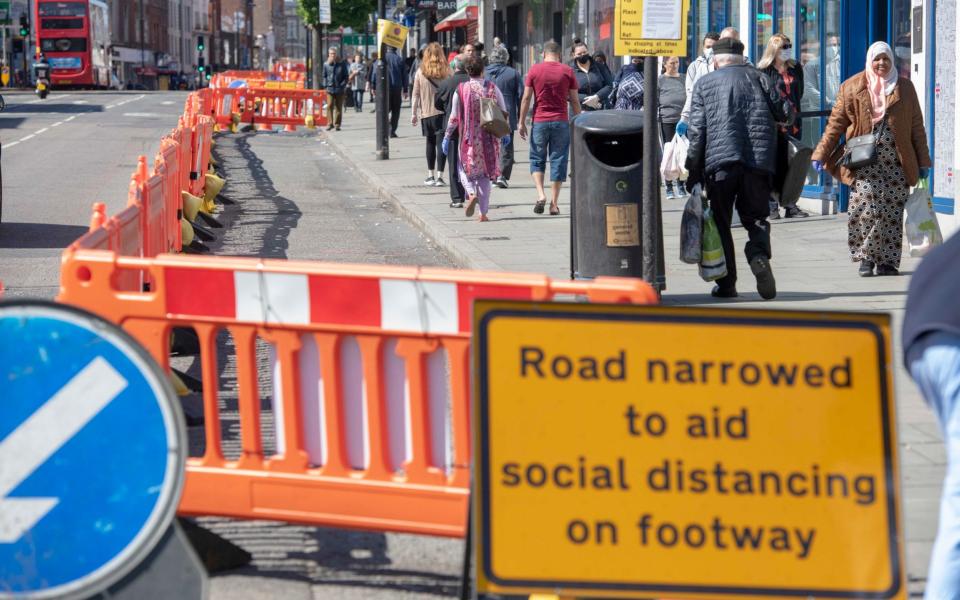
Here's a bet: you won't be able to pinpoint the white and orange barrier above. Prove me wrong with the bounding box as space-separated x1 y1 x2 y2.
209 87 326 132
57 250 658 537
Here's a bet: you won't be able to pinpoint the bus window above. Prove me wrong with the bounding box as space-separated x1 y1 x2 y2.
38 2 86 16
42 18 83 29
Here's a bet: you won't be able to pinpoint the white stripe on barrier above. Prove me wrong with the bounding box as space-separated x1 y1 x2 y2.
379 279 458 334
234 271 310 325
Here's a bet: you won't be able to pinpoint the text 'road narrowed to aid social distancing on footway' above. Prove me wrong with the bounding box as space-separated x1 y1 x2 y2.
473 302 905 600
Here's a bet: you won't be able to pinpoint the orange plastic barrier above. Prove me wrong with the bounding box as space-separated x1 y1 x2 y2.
210 86 326 131
58 250 658 537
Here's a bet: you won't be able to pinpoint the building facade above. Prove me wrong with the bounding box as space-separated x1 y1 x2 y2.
283 0 307 61
478 0 959 236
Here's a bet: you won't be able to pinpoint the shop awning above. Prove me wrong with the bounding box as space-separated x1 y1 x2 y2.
434 3 478 32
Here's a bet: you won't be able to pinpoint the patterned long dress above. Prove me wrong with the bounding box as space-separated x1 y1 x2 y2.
847 120 908 268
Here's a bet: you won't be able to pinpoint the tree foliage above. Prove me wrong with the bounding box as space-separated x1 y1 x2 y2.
296 0 375 29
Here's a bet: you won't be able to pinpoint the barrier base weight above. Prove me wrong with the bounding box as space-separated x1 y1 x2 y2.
104 521 208 600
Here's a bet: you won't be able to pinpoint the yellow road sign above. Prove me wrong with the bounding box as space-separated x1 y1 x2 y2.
1 66 9 87
377 19 409 51
474 301 904 599
614 0 690 57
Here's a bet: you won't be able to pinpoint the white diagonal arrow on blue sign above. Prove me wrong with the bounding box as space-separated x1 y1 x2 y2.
0 356 127 543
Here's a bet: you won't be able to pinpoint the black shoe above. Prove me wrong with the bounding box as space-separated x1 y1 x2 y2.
859 260 875 277
769 210 781 220
390 132 399 138
495 177 508 189
327 124 335 130
449 201 464 208
711 285 738 298
876 264 899 276
785 206 810 218
749 256 777 300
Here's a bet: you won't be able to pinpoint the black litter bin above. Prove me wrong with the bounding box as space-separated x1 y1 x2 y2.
570 110 645 279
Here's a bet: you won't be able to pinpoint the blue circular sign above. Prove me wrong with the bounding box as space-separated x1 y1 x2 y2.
0 300 185 599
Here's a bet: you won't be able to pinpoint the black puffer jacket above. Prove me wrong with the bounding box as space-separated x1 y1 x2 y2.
686 64 793 178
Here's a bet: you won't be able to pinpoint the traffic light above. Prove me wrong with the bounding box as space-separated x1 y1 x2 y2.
19 16 28 37
197 36 205 52
197 57 205 73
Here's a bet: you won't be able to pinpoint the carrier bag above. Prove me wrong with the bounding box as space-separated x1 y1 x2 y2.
679 184 704 264
904 177 943 257
699 205 727 281
660 137 679 181
672 133 690 179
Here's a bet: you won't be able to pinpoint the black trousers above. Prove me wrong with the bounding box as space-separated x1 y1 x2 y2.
499 130 515 180
447 136 465 202
389 87 402 135
422 114 446 173
706 165 773 291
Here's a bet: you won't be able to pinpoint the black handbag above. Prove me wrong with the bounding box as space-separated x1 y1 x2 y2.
776 133 814 207
842 118 886 169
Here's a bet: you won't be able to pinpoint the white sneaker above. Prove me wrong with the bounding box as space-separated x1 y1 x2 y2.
424 176 436 186
434 177 446 187
665 189 675 200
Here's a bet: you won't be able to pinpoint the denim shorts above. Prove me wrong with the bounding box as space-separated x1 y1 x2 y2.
529 121 571 182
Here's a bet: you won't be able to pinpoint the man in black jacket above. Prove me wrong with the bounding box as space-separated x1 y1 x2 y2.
322 47 350 130
685 37 793 301
434 55 470 207
485 45 522 187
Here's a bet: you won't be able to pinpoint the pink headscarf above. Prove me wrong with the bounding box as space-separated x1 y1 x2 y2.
865 41 898 125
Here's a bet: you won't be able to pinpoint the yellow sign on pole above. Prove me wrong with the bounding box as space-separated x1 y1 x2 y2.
1 66 8 87
377 19 409 51
614 0 690 57
474 301 904 599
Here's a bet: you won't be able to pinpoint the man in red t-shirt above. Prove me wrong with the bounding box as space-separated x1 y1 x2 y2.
518 40 581 215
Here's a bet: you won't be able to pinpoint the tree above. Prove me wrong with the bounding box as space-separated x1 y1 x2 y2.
297 0 375 30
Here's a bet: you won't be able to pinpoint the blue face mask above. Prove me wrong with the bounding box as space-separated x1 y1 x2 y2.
704 47 714 60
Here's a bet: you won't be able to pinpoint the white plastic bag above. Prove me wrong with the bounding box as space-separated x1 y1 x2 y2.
660 138 679 181
904 178 943 257
672 133 689 179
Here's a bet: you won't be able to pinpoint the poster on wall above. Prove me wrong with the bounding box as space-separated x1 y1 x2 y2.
934 0 955 202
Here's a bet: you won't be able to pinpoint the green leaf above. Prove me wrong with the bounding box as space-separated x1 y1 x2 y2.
297 0 375 29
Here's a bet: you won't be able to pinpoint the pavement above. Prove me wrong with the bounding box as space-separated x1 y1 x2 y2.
321 99 943 592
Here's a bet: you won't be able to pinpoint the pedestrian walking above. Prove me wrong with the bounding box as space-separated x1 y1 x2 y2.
685 37 793 300
485 44 522 189
379 47 408 137
611 55 643 110
411 42 452 187
759 33 809 219
442 55 508 222
677 31 720 136
348 54 367 112
322 47 349 131
592 51 614 106
435 55 472 207
811 41 931 277
518 41 582 215
659 56 686 199
902 233 960 600
571 42 612 112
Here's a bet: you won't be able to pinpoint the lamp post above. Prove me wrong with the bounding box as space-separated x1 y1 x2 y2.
139 0 145 84
375 3 388 159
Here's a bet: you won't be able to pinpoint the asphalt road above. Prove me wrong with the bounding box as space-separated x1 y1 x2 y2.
0 90 465 598
0 89 183 297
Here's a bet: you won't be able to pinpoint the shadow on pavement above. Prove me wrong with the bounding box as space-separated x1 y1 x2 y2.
662 289 908 304
0 117 27 129
0 222 89 248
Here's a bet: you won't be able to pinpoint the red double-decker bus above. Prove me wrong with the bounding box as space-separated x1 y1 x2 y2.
34 0 111 88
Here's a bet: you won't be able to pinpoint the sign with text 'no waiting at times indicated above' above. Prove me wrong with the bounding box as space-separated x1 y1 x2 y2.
474 301 904 599
614 0 690 57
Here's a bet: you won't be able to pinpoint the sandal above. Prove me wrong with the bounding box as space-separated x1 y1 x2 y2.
549 205 560 216
465 195 478 217
534 200 546 214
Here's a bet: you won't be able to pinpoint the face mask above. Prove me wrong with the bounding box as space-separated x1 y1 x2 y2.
576 55 591 65
631 57 642 65
703 47 714 60
779 49 791 62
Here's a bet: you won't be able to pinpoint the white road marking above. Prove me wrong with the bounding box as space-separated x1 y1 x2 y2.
19 134 34 141
34 128 48 134
0 357 128 543
51 121 63 127
72 100 88 105
161 101 174 105
65 115 76 121
123 112 162 118
1 141 19 149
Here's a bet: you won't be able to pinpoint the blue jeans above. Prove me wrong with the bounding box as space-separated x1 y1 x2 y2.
529 121 570 182
353 88 364 111
909 332 960 599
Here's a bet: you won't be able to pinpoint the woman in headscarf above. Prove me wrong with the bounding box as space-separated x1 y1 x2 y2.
812 41 931 277
442 55 508 222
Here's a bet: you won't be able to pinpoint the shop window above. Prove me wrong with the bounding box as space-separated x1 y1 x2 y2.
755 0 773 60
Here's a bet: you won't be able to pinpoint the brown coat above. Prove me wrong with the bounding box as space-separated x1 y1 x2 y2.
812 72 931 187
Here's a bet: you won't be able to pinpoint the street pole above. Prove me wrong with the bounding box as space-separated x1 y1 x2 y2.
363 20 369 60
641 56 662 292
139 0 145 83
375 1 388 159
305 25 312 87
